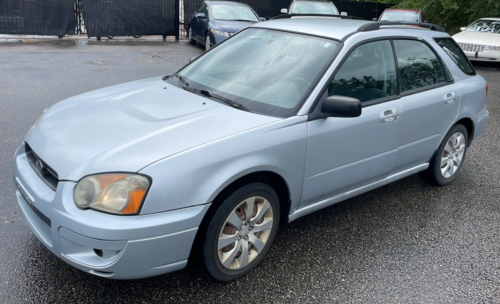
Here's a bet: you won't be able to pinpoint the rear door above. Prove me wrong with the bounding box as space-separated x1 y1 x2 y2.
391 39 460 172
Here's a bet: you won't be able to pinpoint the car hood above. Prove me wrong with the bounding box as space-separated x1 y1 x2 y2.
26 77 280 181
453 31 500 46
214 20 257 33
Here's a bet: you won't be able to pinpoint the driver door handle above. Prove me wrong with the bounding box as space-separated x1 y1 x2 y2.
444 92 456 104
379 108 398 123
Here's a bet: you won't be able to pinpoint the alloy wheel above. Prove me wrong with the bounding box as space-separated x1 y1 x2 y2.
205 36 211 51
217 196 274 270
440 132 466 178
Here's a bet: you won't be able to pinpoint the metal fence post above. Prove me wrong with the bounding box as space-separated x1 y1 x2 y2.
175 0 180 41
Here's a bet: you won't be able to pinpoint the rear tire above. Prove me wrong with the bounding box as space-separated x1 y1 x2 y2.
421 124 468 186
200 183 280 281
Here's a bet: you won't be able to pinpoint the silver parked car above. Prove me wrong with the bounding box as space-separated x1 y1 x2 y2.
13 17 489 281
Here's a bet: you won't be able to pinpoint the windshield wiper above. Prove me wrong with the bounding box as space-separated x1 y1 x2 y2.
173 73 190 87
226 19 257 22
200 89 249 111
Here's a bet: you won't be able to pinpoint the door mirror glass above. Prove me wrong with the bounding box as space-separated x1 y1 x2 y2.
196 13 206 19
321 96 361 117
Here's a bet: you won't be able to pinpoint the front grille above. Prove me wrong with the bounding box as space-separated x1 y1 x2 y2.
25 143 59 191
458 43 485 53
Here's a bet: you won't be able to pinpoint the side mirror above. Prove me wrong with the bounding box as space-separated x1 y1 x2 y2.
372 18 377 21
340 12 348 16
189 55 198 62
259 17 266 21
321 96 361 117
424 20 429 23
280 8 288 14
460 27 466 31
196 13 206 19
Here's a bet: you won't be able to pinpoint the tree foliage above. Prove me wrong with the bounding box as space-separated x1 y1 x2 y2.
362 0 500 33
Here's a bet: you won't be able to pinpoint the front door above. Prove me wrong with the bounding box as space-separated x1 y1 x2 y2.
300 40 403 209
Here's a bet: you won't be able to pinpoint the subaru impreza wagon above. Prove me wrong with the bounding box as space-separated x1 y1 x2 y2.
13 17 489 281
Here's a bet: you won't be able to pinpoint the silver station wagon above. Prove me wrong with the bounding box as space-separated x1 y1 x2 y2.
13 17 489 281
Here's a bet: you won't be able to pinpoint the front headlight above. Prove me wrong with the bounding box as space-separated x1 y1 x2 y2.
211 29 230 37
26 108 47 136
74 173 151 215
484 45 500 51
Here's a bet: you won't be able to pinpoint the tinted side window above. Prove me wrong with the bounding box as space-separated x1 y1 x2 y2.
328 40 397 103
393 40 446 93
434 38 475 75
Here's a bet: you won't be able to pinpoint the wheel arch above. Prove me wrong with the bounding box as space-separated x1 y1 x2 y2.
188 170 291 263
455 117 474 145
427 117 474 164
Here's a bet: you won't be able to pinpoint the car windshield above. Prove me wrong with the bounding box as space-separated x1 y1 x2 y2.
178 28 340 117
465 19 500 33
290 2 339 15
211 4 259 22
380 11 420 22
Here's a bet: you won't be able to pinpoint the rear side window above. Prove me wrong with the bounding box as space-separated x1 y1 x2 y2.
393 40 447 93
434 38 475 75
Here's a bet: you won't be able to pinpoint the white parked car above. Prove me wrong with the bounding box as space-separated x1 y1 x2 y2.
453 18 500 61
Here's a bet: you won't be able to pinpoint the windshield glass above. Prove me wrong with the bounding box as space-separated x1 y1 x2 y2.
465 19 500 33
211 4 259 22
178 28 340 117
380 11 420 22
291 2 339 15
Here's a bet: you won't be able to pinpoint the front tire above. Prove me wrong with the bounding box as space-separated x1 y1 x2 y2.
422 124 468 185
201 183 280 281
205 34 211 51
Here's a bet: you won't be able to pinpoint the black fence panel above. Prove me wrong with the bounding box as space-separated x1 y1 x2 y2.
0 0 76 36
80 0 179 38
183 0 197 32
333 1 390 21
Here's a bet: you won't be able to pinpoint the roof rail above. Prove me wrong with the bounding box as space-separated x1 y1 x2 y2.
357 22 446 32
271 14 364 20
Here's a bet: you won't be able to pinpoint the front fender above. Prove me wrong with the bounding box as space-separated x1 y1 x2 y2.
139 116 308 215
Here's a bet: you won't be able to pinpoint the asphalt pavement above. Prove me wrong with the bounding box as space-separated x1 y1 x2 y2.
1 37 500 303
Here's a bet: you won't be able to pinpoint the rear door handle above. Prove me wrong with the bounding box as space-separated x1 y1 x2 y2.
379 108 398 123
444 92 456 104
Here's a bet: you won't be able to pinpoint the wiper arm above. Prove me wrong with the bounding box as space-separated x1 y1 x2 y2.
173 73 190 87
200 89 248 111
226 19 257 22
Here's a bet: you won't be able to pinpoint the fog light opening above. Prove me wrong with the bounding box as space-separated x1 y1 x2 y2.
94 249 104 257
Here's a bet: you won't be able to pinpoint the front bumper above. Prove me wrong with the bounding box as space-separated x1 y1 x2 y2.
13 143 210 279
463 50 500 61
